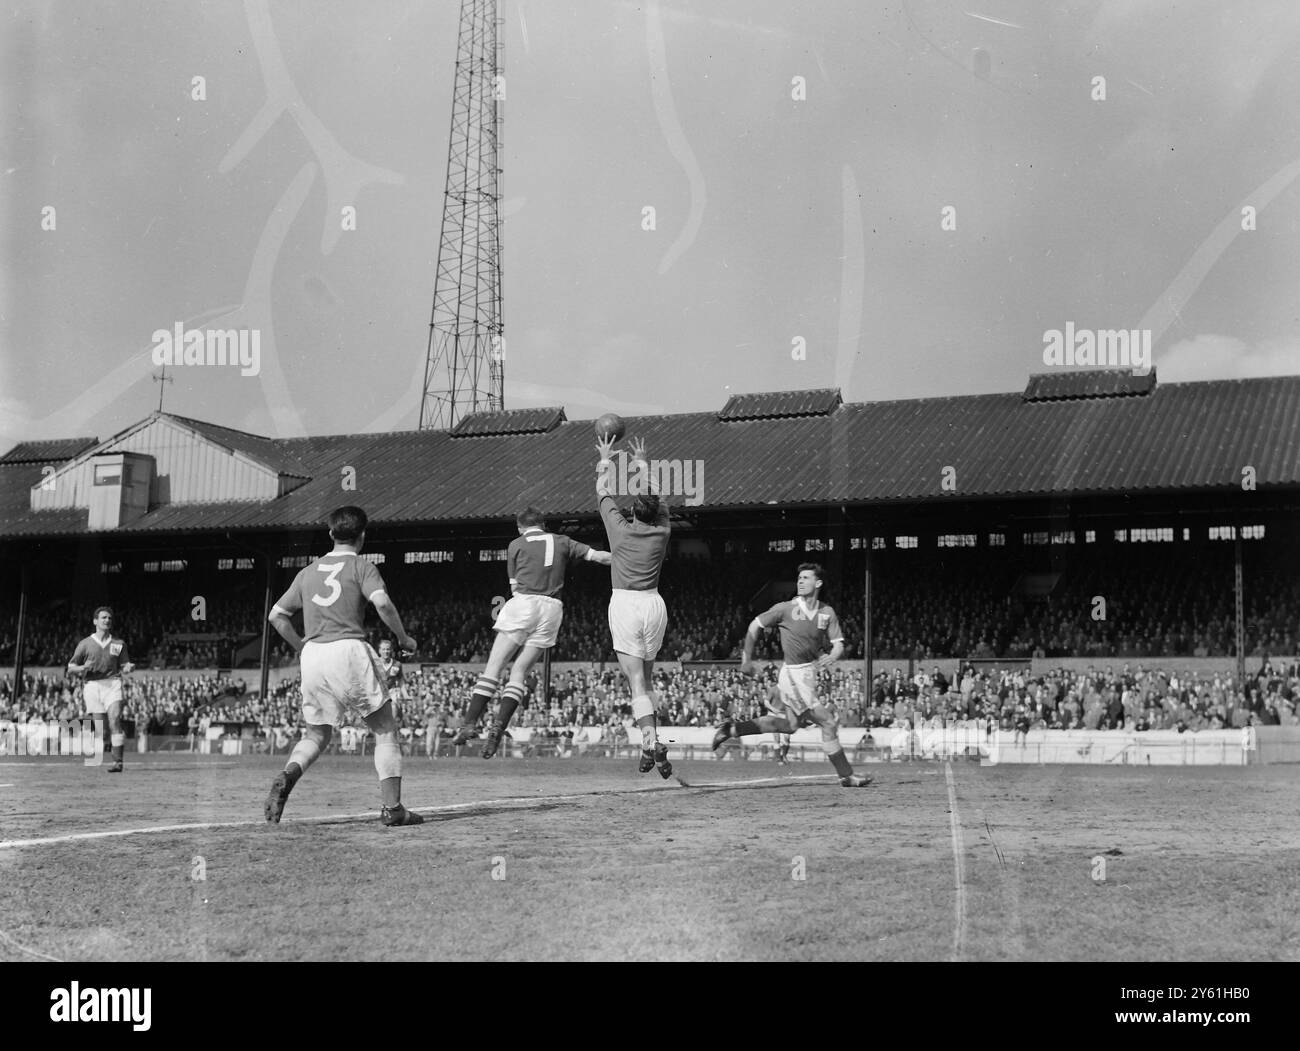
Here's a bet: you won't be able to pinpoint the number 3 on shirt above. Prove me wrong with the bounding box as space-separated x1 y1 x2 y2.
312 561 346 606
525 533 554 566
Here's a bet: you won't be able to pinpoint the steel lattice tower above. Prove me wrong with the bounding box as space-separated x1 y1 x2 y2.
420 0 504 430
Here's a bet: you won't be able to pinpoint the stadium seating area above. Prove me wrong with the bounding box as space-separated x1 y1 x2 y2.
2 543 1295 669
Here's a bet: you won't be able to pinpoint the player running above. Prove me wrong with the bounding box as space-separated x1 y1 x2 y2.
596 435 673 778
67 606 134 772
454 506 612 758
264 506 424 826
712 563 872 788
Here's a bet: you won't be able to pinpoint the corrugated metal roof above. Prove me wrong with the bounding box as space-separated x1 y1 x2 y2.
1023 369 1156 401
718 388 842 420
162 413 311 477
450 406 566 437
2 375 1297 538
0 437 98 464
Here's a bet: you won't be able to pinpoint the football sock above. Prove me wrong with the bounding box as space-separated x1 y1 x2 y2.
464 675 500 727
374 739 402 781
495 682 527 730
286 738 321 778
637 716 658 749
733 719 761 738
379 776 401 807
631 694 658 748
827 748 853 779
283 762 303 786
110 733 125 763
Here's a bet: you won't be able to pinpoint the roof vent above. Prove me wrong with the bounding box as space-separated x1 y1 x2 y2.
1022 369 1156 402
718 388 842 421
450 407 567 437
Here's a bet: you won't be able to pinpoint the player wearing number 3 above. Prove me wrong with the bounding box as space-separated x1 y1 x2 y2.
264 506 424 826
456 506 612 757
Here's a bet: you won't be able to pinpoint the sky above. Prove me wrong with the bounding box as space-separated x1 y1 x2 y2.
2 0 1300 449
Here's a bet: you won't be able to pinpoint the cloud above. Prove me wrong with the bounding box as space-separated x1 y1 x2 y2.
1157 333 1300 381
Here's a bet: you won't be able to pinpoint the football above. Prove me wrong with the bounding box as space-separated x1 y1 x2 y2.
594 412 626 443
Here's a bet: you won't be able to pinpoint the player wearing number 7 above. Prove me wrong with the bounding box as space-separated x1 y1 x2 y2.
455 507 612 757
264 505 424 825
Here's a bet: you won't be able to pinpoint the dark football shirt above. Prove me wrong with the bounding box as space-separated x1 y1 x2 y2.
508 528 593 597
272 551 386 642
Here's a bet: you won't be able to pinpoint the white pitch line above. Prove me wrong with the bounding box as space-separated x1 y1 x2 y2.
0 762 239 769
0 926 63 962
677 773 834 789
0 783 679 851
944 761 968 961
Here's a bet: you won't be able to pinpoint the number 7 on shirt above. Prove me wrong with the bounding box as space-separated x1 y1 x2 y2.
525 533 554 566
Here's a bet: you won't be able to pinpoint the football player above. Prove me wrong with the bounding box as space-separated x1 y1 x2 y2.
67 606 134 771
264 506 423 825
596 436 673 778
713 563 871 788
454 507 612 758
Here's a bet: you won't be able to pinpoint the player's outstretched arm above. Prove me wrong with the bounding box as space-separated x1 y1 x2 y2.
596 437 616 498
585 549 613 566
371 592 417 655
628 437 660 496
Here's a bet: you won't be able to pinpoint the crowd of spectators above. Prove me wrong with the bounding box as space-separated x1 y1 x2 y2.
2 546 1297 671
5 658 1299 759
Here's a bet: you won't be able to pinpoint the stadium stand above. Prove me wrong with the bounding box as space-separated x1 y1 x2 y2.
3 373 1299 749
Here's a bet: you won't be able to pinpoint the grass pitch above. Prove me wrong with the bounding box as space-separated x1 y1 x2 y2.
1 753 1297 962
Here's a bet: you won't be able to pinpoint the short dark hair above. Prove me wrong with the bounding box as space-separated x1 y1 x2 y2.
517 506 546 529
632 494 660 524
797 562 824 582
328 506 368 543
93 605 113 619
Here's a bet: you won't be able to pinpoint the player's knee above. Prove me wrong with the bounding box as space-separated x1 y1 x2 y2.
366 707 398 736
306 724 332 748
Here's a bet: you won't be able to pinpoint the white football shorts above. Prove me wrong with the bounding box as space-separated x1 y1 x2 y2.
493 593 565 649
83 678 123 715
767 662 819 721
607 588 668 660
299 639 389 727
